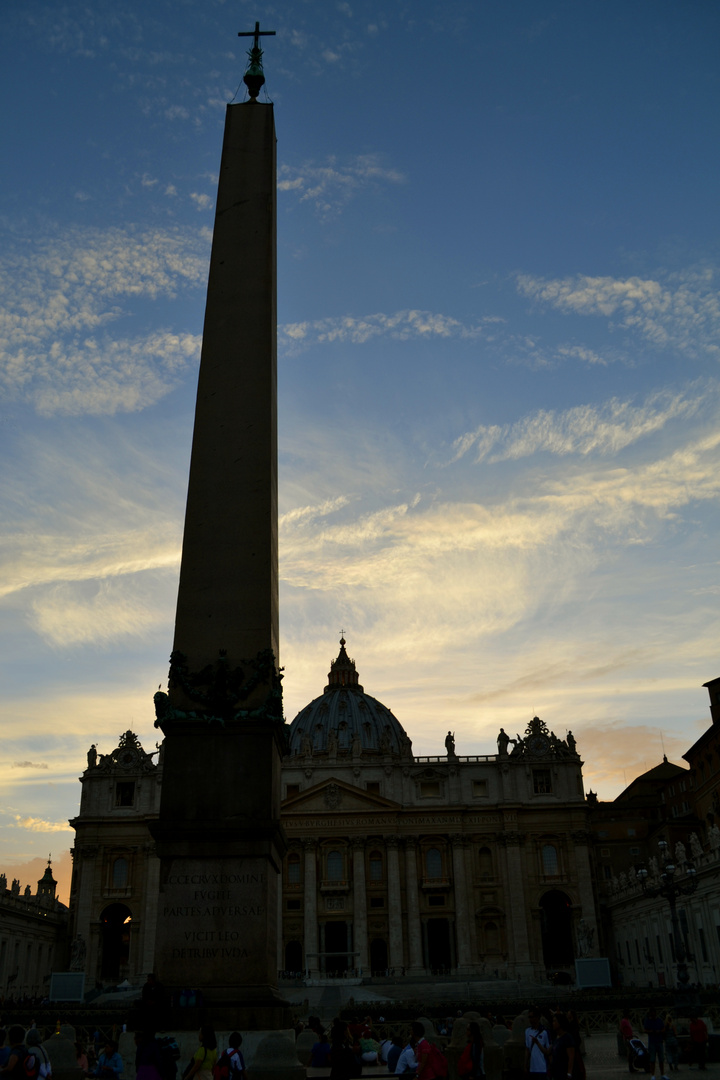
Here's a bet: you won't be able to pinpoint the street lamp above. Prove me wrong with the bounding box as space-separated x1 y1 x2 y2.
636 839 697 993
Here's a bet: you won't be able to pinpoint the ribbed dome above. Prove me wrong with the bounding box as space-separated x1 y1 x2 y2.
287 638 412 759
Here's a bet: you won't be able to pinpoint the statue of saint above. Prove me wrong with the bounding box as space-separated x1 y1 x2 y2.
351 731 362 759
566 730 577 754
70 934 87 971
379 725 392 755
674 840 686 866
327 728 338 757
708 822 720 853
577 918 594 957
690 832 703 860
497 728 509 756
87 744 97 769
445 730 456 757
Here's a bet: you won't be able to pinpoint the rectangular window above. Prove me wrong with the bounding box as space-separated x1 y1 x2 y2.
627 828 636 837
370 896 385 908
635 939 641 964
603 865 612 880
115 781 135 807
366 782 380 794
420 781 440 797
625 941 631 964
285 784 300 798
286 898 301 910
428 895 445 906
656 935 663 963
472 780 488 797
533 769 552 794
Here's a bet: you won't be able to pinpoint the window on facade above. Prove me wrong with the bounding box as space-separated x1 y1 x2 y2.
478 847 493 879
425 847 443 879
112 857 128 888
420 781 440 797
287 854 301 884
485 922 499 952
326 850 343 881
533 769 552 794
370 896 385 908
115 782 135 807
625 941 631 964
287 899 301 911
627 828 636 837
473 780 488 797
699 927 708 963
603 865 612 880
541 844 559 876
366 782 380 794
428 894 445 906
286 784 300 798
655 935 663 963
369 851 383 881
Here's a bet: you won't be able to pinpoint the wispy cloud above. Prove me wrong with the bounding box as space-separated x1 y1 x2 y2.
0 224 207 414
517 266 720 360
447 384 707 465
12 762 49 771
280 309 487 355
277 154 405 215
14 816 72 834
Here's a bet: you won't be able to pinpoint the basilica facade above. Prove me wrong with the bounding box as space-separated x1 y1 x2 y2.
67 639 601 990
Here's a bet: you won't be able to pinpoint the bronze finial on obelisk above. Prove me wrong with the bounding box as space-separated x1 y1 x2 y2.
238 21 276 101
150 27 290 1030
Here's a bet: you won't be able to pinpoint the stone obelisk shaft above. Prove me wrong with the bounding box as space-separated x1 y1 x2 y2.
151 102 288 1030
173 102 278 675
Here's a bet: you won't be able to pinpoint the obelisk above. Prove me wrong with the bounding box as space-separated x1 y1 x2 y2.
150 27 289 1029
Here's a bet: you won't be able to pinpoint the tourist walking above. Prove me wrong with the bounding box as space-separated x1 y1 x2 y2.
663 1016 679 1073
642 1007 669 1080
525 1009 550 1078
689 1016 708 1071
458 1021 485 1080
550 1013 575 1080
183 1027 217 1080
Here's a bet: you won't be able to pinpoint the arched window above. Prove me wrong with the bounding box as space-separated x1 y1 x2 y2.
287 853 301 884
542 844 559 876
478 846 493 879
426 847 442 879
112 857 128 888
327 850 343 881
369 850 383 881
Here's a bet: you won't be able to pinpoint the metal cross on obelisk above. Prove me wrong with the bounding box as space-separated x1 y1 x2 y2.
238 21 276 100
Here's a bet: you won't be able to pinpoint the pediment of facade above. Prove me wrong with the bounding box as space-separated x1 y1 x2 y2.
282 777 400 814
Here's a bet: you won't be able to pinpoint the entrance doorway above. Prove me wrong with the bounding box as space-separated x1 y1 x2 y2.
426 918 451 972
100 903 132 980
324 921 349 973
370 937 388 975
539 890 574 967
284 940 302 974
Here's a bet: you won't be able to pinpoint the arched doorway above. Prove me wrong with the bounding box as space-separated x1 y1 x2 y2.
426 918 451 972
284 940 302 974
370 937 388 974
539 890 573 967
100 903 132 980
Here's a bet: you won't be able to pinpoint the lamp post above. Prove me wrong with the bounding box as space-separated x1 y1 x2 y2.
636 839 697 995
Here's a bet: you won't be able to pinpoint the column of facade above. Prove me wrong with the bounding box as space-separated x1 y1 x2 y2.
385 837 404 971
502 832 534 979
303 839 319 977
571 829 599 953
464 840 479 966
450 835 474 972
403 837 424 975
352 839 369 975
142 846 161 974
276 860 283 973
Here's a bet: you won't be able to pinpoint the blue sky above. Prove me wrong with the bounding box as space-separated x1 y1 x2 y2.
1 0 719 901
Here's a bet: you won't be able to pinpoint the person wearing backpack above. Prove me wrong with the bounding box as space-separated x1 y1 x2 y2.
216 1033 244 1080
183 1029 216 1080
25 1033 50 1080
0 1026 30 1080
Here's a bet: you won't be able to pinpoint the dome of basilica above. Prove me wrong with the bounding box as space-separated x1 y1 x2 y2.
287 638 412 759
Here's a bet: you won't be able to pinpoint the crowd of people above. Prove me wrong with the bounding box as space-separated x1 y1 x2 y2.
620 1008 709 1076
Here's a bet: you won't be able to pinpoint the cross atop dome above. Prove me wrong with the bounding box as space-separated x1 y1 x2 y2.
325 634 364 693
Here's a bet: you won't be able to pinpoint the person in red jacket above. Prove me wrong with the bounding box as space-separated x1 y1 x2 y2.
689 1016 708 1071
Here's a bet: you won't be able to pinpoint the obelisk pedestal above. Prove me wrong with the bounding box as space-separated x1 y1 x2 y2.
150 99 288 1029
